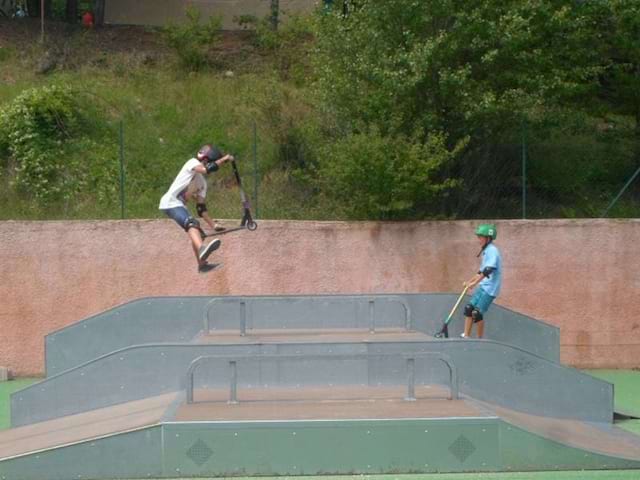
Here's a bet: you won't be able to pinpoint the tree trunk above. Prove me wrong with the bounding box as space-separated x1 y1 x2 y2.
65 0 78 22
93 0 105 25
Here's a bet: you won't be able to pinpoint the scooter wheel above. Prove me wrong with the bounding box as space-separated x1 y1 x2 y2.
247 221 258 231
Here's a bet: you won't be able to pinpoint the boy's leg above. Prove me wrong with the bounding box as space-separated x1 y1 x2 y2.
476 320 485 338
189 227 221 265
198 238 221 263
472 290 495 339
463 316 473 337
462 295 481 338
162 207 213 266
187 227 205 265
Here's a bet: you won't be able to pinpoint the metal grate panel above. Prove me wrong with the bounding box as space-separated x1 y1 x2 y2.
449 434 476 463
186 438 213 466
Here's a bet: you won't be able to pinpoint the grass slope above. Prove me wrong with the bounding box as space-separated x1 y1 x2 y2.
0 19 329 221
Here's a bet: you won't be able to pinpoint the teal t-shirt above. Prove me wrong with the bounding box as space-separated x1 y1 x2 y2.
479 243 502 297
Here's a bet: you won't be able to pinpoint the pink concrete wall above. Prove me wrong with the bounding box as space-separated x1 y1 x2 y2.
1 219 639 376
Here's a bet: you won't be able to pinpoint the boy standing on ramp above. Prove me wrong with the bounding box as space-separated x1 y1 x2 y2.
461 224 502 338
159 144 233 273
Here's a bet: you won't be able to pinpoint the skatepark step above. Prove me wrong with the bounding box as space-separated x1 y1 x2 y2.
194 327 434 344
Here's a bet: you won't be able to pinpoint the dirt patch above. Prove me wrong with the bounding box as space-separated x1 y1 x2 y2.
0 17 258 67
1 18 166 52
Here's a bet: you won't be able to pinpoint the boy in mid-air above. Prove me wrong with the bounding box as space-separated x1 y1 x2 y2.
159 144 233 273
461 224 502 338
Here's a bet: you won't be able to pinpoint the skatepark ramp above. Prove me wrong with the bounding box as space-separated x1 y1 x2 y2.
1 294 638 479
44 294 560 375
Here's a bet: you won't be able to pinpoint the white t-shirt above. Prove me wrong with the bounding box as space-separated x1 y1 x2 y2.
188 171 208 201
159 158 207 209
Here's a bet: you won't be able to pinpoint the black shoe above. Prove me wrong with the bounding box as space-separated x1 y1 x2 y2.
198 239 221 263
198 263 217 274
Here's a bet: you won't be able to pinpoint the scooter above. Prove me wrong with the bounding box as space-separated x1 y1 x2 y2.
201 157 257 238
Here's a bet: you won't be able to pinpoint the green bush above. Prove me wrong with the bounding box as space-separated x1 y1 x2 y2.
163 6 222 71
251 13 315 81
0 46 13 63
0 85 119 207
234 14 259 30
0 85 82 201
315 130 465 220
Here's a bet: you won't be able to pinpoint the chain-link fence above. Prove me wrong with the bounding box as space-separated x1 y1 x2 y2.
444 128 640 220
47 120 640 222
110 120 261 222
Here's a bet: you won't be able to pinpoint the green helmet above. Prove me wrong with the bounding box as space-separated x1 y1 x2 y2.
475 223 497 240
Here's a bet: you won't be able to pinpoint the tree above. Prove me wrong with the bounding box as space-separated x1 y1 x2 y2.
596 1 640 162
312 0 616 217
314 0 604 144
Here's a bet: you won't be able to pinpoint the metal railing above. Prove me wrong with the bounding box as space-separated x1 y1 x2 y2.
202 296 412 336
185 351 458 404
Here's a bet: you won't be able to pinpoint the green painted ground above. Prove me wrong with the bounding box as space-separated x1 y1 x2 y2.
114 474 640 480
2 371 639 479
584 369 640 436
166 474 640 480
0 378 39 430
585 370 640 417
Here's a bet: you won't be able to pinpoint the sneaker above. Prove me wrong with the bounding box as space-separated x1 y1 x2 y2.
459 333 467 338
213 222 226 232
198 263 217 274
198 239 221 263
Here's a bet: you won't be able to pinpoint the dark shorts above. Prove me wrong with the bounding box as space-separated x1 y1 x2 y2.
470 288 495 315
162 206 195 231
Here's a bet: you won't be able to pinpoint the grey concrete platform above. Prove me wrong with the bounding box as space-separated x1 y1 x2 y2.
2 387 640 479
0 393 176 460
194 327 434 345
44 295 561 376
2 294 637 479
12 339 613 426
179 385 474 421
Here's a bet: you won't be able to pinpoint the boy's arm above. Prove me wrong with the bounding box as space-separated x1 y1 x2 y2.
466 246 498 288
195 197 216 230
194 154 234 175
199 209 216 230
465 266 497 288
464 273 484 288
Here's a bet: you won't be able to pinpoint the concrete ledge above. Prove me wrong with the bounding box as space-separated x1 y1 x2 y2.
0 367 11 382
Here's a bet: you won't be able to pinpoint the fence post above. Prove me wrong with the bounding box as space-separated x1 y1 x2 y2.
229 361 238 404
119 120 126 219
253 120 258 218
368 299 375 333
270 0 279 30
521 120 527 219
239 301 247 336
405 358 416 401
